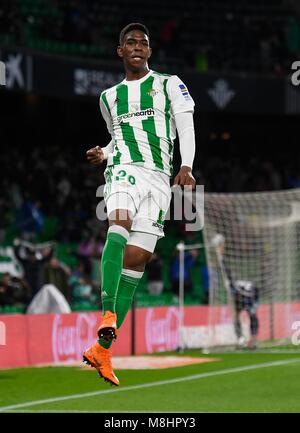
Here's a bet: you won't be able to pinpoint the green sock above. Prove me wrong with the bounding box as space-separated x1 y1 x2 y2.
116 271 142 328
98 270 143 349
100 227 128 314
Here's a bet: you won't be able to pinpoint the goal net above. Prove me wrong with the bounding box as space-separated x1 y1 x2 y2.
179 188 300 350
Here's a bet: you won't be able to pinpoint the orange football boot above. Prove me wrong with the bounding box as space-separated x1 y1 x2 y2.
83 342 119 386
97 310 117 342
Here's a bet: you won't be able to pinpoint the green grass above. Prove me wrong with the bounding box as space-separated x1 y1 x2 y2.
1 350 300 412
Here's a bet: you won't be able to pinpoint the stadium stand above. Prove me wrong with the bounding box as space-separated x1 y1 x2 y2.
0 0 299 73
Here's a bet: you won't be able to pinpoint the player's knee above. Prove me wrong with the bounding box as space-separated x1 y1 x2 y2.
123 245 152 270
108 209 133 232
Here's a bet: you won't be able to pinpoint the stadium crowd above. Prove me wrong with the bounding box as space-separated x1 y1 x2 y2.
0 0 300 74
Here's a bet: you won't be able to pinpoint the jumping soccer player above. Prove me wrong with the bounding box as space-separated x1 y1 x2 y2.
83 23 196 386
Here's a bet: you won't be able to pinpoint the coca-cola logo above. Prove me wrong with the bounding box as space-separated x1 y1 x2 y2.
52 313 97 362
145 307 180 353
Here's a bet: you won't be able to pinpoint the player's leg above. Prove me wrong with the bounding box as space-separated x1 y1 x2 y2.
116 233 157 327
105 167 169 335
114 171 168 334
98 206 133 343
84 165 168 385
248 306 259 349
99 233 157 351
233 305 242 338
97 165 140 345
83 206 133 387
105 166 169 335
233 305 246 347
83 182 137 386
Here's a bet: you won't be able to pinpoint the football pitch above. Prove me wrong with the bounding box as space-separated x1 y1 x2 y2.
1 349 300 413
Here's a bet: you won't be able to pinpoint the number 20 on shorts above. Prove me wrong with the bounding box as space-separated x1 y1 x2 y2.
115 169 136 185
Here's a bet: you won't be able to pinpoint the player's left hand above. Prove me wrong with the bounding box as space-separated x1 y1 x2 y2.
173 166 196 188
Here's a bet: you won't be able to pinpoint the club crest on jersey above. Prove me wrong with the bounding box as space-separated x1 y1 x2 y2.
130 103 139 112
147 88 158 97
179 83 191 100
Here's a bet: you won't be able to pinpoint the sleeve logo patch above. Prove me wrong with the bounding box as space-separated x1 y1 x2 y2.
179 83 191 100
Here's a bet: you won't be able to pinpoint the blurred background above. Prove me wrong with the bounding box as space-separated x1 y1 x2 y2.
1 0 300 314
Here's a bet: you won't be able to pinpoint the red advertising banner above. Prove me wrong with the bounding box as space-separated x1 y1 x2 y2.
0 302 299 369
0 311 131 368
0 315 28 368
135 307 180 354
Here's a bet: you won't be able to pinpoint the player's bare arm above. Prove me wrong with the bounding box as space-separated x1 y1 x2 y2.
86 146 104 165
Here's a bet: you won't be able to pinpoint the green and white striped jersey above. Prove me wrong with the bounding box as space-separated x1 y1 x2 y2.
99 70 194 177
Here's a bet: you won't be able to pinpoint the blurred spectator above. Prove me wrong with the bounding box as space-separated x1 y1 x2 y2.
0 273 15 306
77 231 105 275
170 250 195 295
15 198 45 240
78 232 103 257
147 253 163 295
68 261 98 306
44 256 72 302
0 272 31 308
13 239 54 299
57 175 71 209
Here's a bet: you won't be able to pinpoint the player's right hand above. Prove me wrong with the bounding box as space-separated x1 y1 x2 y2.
86 146 104 165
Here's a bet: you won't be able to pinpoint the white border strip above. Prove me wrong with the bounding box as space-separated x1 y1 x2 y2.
1 358 300 412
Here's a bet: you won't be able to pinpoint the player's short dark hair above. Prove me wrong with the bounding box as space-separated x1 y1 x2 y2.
119 23 150 46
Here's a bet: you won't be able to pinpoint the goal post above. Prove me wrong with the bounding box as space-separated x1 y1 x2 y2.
178 188 300 351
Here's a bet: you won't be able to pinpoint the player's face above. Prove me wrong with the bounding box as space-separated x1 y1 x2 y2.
117 30 152 72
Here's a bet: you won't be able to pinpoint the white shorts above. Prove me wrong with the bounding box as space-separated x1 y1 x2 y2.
103 164 171 239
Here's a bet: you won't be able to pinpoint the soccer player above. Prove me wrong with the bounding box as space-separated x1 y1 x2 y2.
213 234 259 350
83 23 196 386
231 279 259 349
